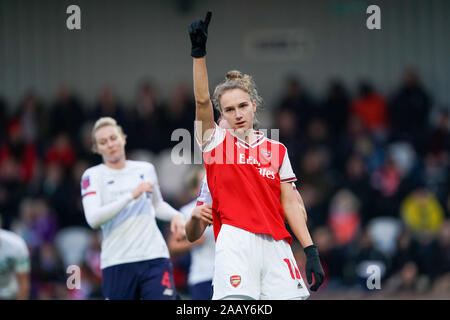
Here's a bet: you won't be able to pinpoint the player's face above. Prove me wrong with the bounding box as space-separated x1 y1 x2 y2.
94 125 126 164
220 88 256 134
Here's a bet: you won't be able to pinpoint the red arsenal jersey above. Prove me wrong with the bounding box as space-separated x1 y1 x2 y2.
197 124 297 244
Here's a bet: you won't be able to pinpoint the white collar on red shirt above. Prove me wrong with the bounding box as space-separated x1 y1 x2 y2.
229 130 266 149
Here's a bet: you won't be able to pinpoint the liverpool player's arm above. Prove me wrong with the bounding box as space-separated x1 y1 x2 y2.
81 171 153 229
281 182 313 247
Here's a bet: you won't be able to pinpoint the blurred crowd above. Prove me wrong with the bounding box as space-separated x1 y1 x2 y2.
0 67 449 299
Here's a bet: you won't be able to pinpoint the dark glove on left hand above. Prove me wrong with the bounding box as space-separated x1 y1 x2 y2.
188 11 212 58
304 245 325 291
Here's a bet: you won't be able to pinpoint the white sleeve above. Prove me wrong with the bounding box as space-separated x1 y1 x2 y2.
194 122 226 153
196 175 212 205
151 167 182 222
14 237 30 274
279 147 297 183
81 169 133 229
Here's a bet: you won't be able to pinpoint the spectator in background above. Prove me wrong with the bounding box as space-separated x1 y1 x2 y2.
0 120 37 228
321 79 350 138
49 86 85 141
428 109 450 157
277 76 316 134
341 153 378 225
89 87 125 126
159 82 195 150
370 154 403 217
400 186 446 280
36 163 81 228
61 160 91 227
275 109 303 165
389 68 432 153
296 147 335 227
44 133 76 171
80 231 103 299
327 189 361 247
389 229 417 276
304 118 332 151
125 81 165 153
424 152 449 204
351 228 389 290
384 261 427 296
14 91 48 145
400 185 445 238
311 226 347 290
0 119 38 184
351 80 388 140
429 220 450 294
31 242 66 300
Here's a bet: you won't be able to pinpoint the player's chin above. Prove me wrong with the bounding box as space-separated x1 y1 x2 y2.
106 154 124 163
234 127 249 136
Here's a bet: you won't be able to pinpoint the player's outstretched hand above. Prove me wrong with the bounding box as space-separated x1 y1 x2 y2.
171 214 186 241
188 11 212 58
304 245 325 291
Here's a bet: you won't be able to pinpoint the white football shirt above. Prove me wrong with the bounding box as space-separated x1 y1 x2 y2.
0 229 30 299
180 176 215 286
81 160 180 269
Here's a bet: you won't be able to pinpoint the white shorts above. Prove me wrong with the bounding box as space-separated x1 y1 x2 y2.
212 224 310 300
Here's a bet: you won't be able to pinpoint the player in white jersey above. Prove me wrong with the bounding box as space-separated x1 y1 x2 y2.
81 117 185 300
0 215 30 300
168 166 215 299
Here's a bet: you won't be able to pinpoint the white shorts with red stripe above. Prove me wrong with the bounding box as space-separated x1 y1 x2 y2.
212 224 310 300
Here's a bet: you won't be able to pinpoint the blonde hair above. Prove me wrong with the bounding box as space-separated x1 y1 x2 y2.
212 70 263 128
91 117 126 153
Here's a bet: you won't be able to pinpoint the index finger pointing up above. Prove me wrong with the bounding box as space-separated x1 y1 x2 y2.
204 11 212 27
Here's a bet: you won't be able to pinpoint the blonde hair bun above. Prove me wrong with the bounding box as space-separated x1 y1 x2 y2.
225 70 244 81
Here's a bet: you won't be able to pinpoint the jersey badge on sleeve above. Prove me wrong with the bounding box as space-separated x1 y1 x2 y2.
81 176 90 190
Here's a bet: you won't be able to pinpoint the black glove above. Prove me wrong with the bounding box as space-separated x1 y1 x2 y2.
188 11 212 58
304 244 325 291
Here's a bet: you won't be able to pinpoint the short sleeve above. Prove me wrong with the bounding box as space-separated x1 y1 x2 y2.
195 122 226 153
80 168 99 199
279 147 297 183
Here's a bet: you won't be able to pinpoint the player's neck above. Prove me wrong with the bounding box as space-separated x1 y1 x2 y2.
234 128 257 144
104 157 126 170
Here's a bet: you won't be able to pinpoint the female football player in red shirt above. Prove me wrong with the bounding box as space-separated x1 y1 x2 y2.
188 12 324 300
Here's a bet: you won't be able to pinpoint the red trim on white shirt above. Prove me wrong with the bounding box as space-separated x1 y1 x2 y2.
82 191 97 198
